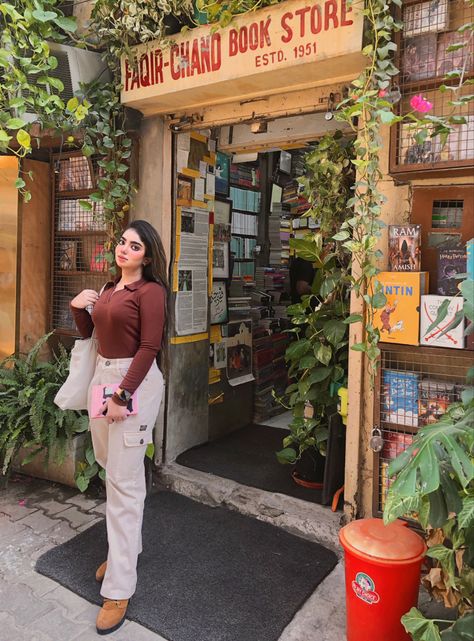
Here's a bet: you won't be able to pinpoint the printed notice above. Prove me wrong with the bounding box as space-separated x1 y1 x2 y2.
175 207 209 335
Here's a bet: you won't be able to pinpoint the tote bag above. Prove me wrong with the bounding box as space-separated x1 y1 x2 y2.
54 332 98 411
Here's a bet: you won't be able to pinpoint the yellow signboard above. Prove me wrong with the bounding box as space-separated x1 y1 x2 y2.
121 0 364 115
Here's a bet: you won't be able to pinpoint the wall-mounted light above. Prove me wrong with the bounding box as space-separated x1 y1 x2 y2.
250 120 268 134
169 115 193 132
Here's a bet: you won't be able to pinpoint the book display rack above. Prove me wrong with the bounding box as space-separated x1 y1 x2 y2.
390 0 474 178
373 344 470 513
51 151 110 334
230 162 260 278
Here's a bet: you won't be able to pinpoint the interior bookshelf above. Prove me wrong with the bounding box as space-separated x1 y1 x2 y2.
389 0 474 179
372 343 471 515
51 151 111 336
229 166 261 278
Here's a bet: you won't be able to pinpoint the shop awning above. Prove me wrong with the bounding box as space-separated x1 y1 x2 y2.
120 0 365 117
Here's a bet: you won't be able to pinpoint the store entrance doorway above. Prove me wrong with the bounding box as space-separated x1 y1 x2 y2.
165 113 353 509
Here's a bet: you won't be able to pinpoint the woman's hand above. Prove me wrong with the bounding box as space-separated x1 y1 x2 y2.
71 289 99 309
102 398 129 424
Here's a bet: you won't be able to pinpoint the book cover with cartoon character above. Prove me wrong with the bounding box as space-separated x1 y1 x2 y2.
437 248 467 296
381 369 420 426
375 272 429 345
420 295 464 349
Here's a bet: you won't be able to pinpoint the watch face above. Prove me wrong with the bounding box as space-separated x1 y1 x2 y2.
121 389 132 402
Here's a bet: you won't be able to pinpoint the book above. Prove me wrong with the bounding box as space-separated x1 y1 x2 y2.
436 31 474 78
418 379 457 426
420 295 464 349
467 239 474 280
403 34 437 82
375 272 429 345
403 0 448 38
58 240 77 271
381 369 419 427
382 431 414 459
388 225 421 271
436 248 467 295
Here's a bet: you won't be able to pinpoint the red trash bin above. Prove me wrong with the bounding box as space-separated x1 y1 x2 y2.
339 518 426 641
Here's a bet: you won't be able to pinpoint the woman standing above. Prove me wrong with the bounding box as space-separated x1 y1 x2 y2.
70 220 167 635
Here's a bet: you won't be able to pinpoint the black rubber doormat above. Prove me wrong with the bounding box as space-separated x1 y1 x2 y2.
176 424 324 504
36 491 337 641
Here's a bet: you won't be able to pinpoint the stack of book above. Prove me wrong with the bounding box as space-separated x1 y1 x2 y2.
228 297 252 320
230 163 260 188
252 328 289 422
282 181 310 216
230 186 260 212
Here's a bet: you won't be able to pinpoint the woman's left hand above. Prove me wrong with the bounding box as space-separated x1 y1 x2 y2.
102 398 129 424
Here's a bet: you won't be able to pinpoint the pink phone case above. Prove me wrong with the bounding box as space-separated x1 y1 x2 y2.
90 384 138 419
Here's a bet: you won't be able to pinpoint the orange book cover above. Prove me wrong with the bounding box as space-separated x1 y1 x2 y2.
374 272 429 345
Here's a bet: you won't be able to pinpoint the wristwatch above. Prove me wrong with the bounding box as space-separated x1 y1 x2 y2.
113 387 132 406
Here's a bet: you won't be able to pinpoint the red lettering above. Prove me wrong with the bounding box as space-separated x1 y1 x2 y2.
280 12 293 43
201 36 211 73
170 44 180 80
211 33 221 70
295 7 310 37
260 18 271 47
191 39 202 75
249 22 259 50
310 5 322 34
139 53 151 87
341 0 353 26
180 42 190 78
324 0 339 30
229 28 238 56
155 50 163 84
124 60 133 91
239 26 248 52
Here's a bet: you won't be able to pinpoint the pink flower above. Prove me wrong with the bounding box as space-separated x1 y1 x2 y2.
18 499 26 506
378 89 388 98
410 94 433 113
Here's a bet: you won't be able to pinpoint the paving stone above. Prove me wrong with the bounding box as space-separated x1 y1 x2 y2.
16 510 58 534
77 516 103 533
0 582 55 626
65 494 101 512
44 586 93 620
112 621 169 641
0 611 53 641
19 571 60 598
88 502 107 517
56 506 98 530
28 606 90 640
0 502 38 522
0 517 28 544
48 519 78 545
35 499 72 516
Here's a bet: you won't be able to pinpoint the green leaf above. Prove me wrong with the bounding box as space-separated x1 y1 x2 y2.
401 608 442 641
441 612 474 641
54 16 77 32
307 367 332 384
379 110 396 124
15 178 26 189
323 320 346 345
75 474 89 492
16 129 31 149
458 495 474 530
344 314 363 324
6 118 26 130
276 447 297 464
66 97 79 112
316 344 332 366
78 200 93 211
145 443 155 460
32 9 58 22
333 231 350 241
426 545 455 584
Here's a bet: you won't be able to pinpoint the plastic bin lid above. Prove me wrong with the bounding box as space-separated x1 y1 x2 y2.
339 518 426 562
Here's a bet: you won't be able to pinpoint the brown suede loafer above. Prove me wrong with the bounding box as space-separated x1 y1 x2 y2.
96 598 129 635
95 560 107 582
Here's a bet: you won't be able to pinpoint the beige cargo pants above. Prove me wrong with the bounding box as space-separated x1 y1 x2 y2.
88 355 164 600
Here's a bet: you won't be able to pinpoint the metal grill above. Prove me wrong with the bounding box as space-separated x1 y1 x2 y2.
431 199 464 227
395 0 474 168
374 344 470 513
52 153 109 334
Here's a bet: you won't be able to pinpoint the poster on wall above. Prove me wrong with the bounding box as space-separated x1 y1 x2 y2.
213 197 232 242
226 319 254 386
174 206 209 336
212 242 229 279
215 152 230 196
210 280 228 324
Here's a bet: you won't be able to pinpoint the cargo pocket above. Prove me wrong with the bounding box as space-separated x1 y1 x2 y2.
123 432 147 447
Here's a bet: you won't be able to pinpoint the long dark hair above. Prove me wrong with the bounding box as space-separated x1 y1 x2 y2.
125 219 169 373
126 219 169 289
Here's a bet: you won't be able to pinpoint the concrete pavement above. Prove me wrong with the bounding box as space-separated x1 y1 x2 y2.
0 473 346 641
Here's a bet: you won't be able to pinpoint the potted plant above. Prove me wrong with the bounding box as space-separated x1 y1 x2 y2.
275 132 354 484
0 333 89 488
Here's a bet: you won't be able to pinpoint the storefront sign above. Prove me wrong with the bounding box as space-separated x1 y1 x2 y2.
121 0 364 115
